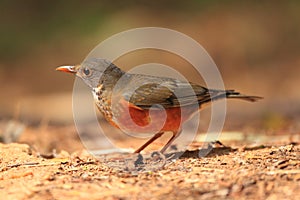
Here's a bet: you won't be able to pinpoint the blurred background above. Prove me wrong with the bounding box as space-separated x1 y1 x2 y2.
0 0 299 152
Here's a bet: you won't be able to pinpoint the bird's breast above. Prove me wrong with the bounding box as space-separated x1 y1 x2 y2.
92 86 114 122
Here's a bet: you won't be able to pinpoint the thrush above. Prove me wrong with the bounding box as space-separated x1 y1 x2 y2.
56 58 262 153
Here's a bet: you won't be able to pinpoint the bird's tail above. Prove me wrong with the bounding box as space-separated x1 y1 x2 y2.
199 89 262 105
224 90 263 102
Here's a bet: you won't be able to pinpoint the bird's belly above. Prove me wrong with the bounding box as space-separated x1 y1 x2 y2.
105 100 199 133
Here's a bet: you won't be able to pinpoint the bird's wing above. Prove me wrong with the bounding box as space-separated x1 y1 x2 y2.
120 74 216 109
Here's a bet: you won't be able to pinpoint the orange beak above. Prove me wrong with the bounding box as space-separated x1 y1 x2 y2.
56 66 77 74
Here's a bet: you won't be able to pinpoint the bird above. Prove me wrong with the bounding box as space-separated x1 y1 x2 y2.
56 58 262 153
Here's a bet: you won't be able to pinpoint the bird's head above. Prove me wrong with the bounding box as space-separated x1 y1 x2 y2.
56 58 119 88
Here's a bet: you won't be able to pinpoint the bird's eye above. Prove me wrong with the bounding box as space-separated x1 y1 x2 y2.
83 68 90 76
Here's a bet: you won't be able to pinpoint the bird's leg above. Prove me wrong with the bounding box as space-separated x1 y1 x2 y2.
160 130 181 153
134 132 164 153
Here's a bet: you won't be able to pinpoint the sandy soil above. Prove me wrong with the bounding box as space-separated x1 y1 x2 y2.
0 124 299 200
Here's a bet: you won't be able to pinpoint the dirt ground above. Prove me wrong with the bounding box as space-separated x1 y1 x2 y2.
0 123 299 200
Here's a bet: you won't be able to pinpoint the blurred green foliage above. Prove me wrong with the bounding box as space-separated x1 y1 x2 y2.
0 1 107 60
0 0 299 63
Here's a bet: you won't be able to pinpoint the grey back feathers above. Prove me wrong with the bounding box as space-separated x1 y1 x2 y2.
77 58 262 109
